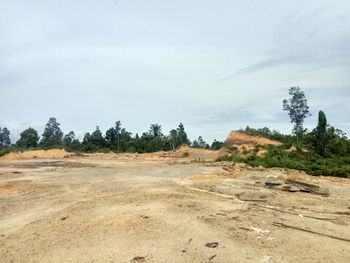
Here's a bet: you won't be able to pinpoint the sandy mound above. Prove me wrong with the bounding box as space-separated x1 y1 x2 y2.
0 149 72 159
224 131 282 147
173 145 224 160
64 146 223 161
136 145 223 161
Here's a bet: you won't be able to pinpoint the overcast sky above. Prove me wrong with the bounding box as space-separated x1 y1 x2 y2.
1 0 349 143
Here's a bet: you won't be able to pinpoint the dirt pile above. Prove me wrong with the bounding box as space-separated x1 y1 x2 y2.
224 131 282 147
0 149 72 159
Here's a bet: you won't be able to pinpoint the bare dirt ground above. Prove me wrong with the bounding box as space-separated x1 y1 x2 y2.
1 156 350 263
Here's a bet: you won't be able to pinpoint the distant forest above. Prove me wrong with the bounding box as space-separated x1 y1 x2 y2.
0 120 224 154
1 87 350 177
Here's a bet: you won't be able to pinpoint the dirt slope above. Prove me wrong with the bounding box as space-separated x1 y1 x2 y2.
224 131 282 147
0 149 72 159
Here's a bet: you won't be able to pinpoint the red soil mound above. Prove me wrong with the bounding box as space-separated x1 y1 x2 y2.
224 131 282 147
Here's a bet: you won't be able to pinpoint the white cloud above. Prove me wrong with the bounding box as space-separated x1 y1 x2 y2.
0 0 349 143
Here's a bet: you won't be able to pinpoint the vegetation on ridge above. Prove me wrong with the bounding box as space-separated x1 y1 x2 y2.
1 86 350 177
218 87 350 178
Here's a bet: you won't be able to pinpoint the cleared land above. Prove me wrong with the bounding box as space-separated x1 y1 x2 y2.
1 155 350 263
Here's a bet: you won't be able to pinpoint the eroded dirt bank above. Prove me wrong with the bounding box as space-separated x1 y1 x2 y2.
0 157 350 263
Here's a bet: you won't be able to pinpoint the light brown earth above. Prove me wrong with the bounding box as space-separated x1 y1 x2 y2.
1 155 350 263
0 146 224 161
224 131 282 147
223 131 283 156
0 149 72 159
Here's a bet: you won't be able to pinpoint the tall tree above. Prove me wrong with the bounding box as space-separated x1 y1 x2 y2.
192 136 207 149
169 129 178 150
177 123 190 145
90 126 105 148
41 117 63 147
105 127 117 146
16 127 39 148
115 121 121 151
63 131 76 144
0 127 11 147
283 87 311 143
83 133 91 143
313 111 329 156
105 121 125 151
149 124 162 137
63 131 80 150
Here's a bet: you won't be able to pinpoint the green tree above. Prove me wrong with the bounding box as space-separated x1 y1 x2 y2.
283 87 311 143
149 124 162 137
82 132 95 152
63 131 76 145
105 121 132 152
16 128 39 148
115 121 121 151
198 136 207 148
41 117 63 147
63 131 80 150
192 136 207 149
0 127 11 147
90 126 106 148
0 127 11 148
105 126 117 149
211 139 224 150
169 129 179 150
83 133 91 144
313 111 329 156
118 128 133 151
105 127 117 145
148 136 165 152
326 127 348 156
177 123 190 145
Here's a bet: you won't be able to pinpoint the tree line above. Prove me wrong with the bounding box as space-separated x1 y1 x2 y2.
1 86 349 171
0 120 224 155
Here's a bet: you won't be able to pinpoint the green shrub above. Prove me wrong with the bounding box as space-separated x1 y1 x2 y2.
97 148 111 153
0 147 11 157
225 146 239 154
182 152 189 157
215 155 245 162
216 145 350 178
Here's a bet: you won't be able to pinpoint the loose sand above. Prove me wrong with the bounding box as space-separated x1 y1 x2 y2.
0 149 72 159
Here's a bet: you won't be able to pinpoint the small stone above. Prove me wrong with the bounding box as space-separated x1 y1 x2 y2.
205 242 219 248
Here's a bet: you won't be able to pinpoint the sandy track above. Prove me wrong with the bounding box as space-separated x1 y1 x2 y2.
0 158 350 263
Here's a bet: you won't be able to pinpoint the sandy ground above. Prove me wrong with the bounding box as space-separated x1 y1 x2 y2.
0 149 72 159
1 156 350 263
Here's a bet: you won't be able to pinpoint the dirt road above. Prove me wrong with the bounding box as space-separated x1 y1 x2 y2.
0 157 350 262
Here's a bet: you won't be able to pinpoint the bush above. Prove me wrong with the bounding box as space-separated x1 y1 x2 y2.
225 146 239 155
97 148 111 153
215 155 245 162
182 152 189 157
216 145 350 178
0 147 12 157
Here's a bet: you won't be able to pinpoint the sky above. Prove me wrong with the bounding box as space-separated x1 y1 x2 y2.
1 0 350 143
